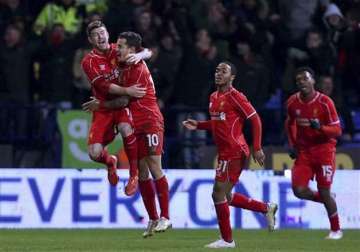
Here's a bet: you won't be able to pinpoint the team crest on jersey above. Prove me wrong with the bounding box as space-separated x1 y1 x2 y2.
99 64 105 70
295 109 301 116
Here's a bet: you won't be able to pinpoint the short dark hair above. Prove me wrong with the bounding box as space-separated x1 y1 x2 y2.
295 66 315 79
222 61 237 76
86 20 105 36
118 31 142 50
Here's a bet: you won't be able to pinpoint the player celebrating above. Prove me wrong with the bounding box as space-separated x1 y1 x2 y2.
285 67 343 239
81 21 150 195
183 62 278 249
82 31 171 238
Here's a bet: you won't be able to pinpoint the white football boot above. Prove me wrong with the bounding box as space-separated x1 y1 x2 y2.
265 202 278 232
204 239 235 249
325 230 343 240
142 219 158 238
154 217 172 232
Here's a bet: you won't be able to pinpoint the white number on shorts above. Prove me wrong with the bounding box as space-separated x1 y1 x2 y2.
322 165 333 181
146 134 159 147
217 160 228 173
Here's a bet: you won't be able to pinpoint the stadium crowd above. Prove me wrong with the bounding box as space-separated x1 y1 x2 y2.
0 0 360 167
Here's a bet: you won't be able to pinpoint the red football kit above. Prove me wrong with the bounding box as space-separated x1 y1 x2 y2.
81 44 133 145
197 87 261 183
286 91 341 188
119 60 164 159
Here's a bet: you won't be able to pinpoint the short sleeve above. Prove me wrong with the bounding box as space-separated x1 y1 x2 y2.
81 57 110 94
229 90 256 119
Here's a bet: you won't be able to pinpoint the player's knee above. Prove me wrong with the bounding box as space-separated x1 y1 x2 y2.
292 187 307 199
88 145 103 161
117 123 133 137
212 184 225 201
318 188 331 200
225 193 232 202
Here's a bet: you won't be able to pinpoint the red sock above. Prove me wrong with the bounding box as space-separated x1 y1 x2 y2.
312 191 323 203
329 212 340 231
230 193 267 213
215 201 232 242
139 179 159 220
154 176 169 219
93 149 112 166
123 134 138 177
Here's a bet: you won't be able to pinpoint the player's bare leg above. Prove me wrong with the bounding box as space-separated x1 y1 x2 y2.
147 155 172 232
117 122 138 196
227 187 277 232
319 187 343 240
139 159 159 238
88 143 118 186
205 181 235 248
292 186 317 200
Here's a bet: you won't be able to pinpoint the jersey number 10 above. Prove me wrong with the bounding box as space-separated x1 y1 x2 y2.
146 134 159 147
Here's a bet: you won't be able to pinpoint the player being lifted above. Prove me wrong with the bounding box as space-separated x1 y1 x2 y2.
81 21 150 195
183 62 278 249
82 31 171 237
285 67 343 239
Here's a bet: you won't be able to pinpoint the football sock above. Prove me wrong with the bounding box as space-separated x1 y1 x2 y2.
94 149 112 166
215 201 232 243
154 176 170 219
230 193 267 213
139 179 159 220
329 212 340 231
312 191 323 203
123 134 138 177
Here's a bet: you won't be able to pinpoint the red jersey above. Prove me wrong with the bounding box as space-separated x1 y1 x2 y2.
81 43 119 103
208 87 256 159
119 60 164 132
286 91 340 150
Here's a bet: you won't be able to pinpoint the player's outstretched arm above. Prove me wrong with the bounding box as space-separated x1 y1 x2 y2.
183 119 212 131
82 96 130 112
108 84 146 98
126 48 152 64
182 119 198 130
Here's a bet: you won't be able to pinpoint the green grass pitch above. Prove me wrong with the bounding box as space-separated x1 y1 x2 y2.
0 229 359 252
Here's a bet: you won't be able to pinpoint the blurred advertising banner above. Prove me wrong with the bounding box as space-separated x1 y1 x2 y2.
57 110 129 168
199 146 360 171
0 169 359 229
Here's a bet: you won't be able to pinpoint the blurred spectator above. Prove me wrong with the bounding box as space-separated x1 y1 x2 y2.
230 38 271 110
0 23 39 104
72 43 91 108
33 0 85 36
282 29 336 98
147 33 182 110
318 74 354 139
35 23 80 107
0 23 40 137
174 28 219 168
134 9 160 46
274 0 329 44
0 0 31 34
323 3 347 49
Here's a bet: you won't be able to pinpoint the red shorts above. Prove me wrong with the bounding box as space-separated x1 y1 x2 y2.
136 130 164 160
215 156 246 184
291 149 336 189
88 109 133 146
